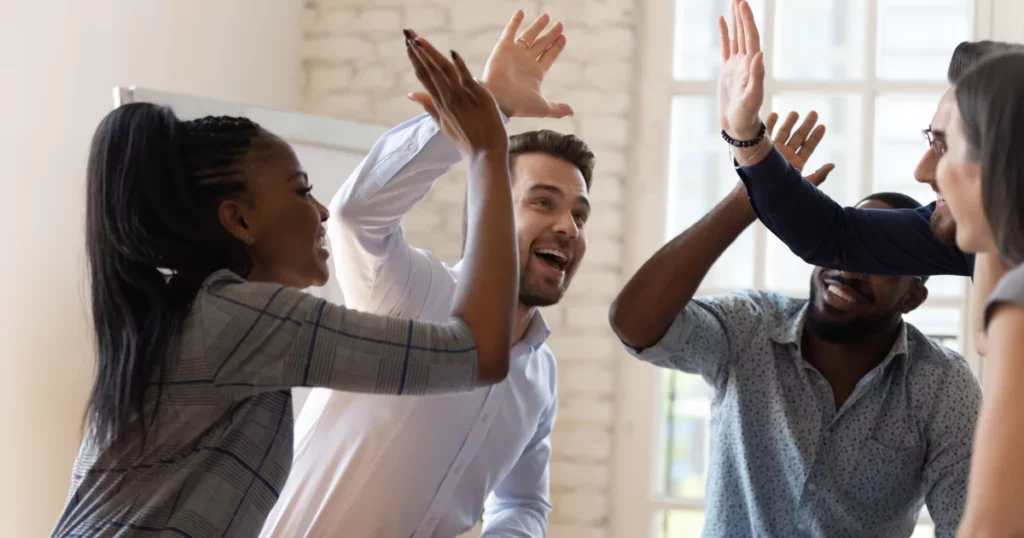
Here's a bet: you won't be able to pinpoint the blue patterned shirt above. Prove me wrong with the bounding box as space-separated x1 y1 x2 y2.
626 290 981 538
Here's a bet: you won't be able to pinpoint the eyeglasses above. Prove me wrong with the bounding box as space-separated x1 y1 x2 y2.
922 128 947 155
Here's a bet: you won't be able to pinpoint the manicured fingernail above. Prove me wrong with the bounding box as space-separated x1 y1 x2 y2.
451 50 458 61
402 29 412 40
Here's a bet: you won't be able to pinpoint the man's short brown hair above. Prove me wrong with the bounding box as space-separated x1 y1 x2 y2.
948 40 1024 83
461 130 596 253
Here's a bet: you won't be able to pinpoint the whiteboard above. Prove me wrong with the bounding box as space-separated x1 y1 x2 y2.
114 87 389 415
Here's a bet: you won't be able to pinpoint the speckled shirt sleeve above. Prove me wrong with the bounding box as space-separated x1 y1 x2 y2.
623 290 766 387
919 349 982 538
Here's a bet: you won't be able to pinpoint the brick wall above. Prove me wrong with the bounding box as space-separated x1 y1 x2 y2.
302 1 636 536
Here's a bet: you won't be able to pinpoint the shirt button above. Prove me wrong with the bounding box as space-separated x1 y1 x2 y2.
808 483 816 492
797 523 806 531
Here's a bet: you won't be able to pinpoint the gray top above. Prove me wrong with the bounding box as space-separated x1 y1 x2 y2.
624 290 981 538
986 263 1024 328
52 270 479 537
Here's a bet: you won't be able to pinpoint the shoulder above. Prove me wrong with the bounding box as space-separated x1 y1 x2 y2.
531 343 559 396
692 289 796 326
987 263 1024 325
904 323 982 398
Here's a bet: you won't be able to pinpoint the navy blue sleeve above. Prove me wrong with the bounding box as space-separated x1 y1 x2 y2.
736 147 973 277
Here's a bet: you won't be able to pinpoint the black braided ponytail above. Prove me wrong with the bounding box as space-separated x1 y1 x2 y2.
84 103 263 448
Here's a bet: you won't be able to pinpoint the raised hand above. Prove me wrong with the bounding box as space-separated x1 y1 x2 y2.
405 31 508 157
480 11 573 119
718 0 766 142
765 110 835 186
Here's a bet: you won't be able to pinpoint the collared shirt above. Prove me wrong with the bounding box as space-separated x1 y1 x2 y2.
53 271 480 538
626 289 981 538
736 146 975 276
260 114 558 538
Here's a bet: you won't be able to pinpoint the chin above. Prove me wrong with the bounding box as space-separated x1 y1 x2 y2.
930 210 958 246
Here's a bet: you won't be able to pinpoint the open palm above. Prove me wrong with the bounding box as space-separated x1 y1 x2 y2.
481 11 573 119
718 0 766 141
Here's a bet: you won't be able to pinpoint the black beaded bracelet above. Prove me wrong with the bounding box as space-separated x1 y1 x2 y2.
721 122 767 148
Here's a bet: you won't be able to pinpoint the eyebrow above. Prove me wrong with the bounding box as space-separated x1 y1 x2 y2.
528 184 591 211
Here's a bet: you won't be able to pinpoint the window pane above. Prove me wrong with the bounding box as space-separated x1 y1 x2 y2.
655 509 706 538
911 523 936 538
876 0 973 80
904 306 962 354
658 370 713 499
773 0 866 80
667 95 755 289
874 94 944 205
767 94 862 293
673 0 765 81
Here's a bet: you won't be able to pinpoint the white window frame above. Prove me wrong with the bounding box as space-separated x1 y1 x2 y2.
611 0 1022 535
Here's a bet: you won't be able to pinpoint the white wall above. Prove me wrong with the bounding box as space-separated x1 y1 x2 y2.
301 1 637 536
0 2 302 535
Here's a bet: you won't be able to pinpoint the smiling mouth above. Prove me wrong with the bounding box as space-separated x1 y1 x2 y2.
534 248 569 273
823 279 869 307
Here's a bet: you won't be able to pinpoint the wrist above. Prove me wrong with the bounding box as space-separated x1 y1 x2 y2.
469 147 509 166
726 186 757 222
724 118 765 144
723 120 766 147
732 138 773 167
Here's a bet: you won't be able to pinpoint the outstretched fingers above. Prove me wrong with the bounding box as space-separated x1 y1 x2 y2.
719 16 731 61
531 20 563 53
537 34 567 71
740 0 761 56
517 13 551 46
500 10 526 43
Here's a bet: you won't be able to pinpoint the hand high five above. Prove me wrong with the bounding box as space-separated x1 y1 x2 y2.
718 0 766 142
482 11 574 119
765 111 835 186
405 31 508 158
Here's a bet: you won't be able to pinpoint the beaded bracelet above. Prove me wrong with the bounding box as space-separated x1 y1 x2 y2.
721 122 767 148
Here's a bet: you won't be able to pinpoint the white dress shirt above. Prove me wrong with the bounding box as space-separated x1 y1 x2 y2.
260 114 558 538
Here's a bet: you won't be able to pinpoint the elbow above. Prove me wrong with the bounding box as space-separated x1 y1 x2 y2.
609 298 652 351
476 345 511 385
975 328 989 358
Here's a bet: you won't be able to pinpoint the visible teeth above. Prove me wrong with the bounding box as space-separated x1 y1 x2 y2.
828 284 856 303
535 248 567 262
316 236 325 248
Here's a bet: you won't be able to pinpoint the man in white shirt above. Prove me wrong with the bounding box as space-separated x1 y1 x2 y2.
260 13 594 538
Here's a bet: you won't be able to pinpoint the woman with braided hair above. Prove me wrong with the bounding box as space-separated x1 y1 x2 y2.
52 33 516 537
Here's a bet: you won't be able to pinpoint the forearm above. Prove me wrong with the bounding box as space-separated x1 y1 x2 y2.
331 114 460 226
738 147 970 276
971 253 1007 357
451 150 517 383
611 187 756 350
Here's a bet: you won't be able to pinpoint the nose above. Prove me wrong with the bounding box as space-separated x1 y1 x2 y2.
314 196 329 222
553 211 579 239
914 146 938 186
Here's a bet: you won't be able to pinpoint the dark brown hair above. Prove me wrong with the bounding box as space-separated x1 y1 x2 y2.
461 130 595 252
948 41 1024 83
955 52 1024 265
